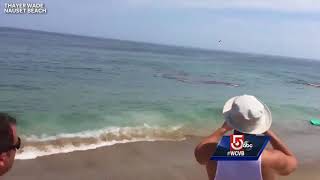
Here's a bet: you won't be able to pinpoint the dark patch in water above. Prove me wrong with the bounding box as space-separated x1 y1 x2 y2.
158 73 239 87
63 66 103 72
289 79 308 85
307 83 320 88
289 79 320 88
199 80 239 87
0 84 42 91
161 74 180 80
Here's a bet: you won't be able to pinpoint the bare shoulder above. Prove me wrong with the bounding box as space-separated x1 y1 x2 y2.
262 149 286 167
261 150 276 180
261 149 298 176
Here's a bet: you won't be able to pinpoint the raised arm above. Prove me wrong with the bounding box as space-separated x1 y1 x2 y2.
263 130 298 175
194 122 232 165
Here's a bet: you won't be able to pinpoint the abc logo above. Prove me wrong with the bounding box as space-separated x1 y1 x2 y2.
243 140 253 151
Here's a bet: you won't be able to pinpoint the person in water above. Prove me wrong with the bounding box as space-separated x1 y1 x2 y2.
0 113 20 176
195 95 297 180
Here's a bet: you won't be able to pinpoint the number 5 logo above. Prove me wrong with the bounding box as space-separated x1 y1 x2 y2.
230 135 244 151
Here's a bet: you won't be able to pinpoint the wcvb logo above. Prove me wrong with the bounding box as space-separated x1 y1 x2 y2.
230 135 253 151
230 135 244 151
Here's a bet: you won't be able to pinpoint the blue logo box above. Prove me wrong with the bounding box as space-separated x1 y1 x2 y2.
211 135 270 161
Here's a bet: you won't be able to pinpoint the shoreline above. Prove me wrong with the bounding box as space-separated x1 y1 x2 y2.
5 136 320 180
16 120 320 163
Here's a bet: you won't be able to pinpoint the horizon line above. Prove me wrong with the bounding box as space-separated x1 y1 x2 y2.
0 26 318 62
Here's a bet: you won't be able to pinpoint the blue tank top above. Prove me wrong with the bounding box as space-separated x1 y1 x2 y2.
214 157 262 180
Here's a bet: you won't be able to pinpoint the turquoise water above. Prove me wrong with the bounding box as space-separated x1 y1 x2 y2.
0 27 320 158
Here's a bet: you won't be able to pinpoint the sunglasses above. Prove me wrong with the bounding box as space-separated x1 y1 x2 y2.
9 137 21 150
0 137 21 153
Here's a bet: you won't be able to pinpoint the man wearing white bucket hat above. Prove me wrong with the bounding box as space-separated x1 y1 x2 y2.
195 95 297 180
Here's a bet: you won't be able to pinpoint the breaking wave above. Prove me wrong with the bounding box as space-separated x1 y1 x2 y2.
17 124 186 160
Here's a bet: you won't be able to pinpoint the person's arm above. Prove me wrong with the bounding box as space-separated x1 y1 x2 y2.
263 130 298 175
194 122 232 165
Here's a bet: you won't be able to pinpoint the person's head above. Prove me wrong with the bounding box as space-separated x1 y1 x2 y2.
223 95 272 134
0 113 20 176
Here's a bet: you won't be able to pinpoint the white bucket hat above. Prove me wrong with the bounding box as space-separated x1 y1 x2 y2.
223 95 272 134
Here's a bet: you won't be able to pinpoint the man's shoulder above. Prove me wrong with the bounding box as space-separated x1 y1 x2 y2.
262 148 285 158
261 148 288 168
262 149 279 161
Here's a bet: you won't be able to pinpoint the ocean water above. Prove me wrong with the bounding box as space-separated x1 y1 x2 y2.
0 27 320 159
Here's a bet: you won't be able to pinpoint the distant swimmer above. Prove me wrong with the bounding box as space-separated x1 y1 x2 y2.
218 40 222 43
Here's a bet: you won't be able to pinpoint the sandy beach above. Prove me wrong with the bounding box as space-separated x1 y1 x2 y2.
4 135 320 180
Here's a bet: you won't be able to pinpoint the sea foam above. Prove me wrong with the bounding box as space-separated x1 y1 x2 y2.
16 124 186 160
